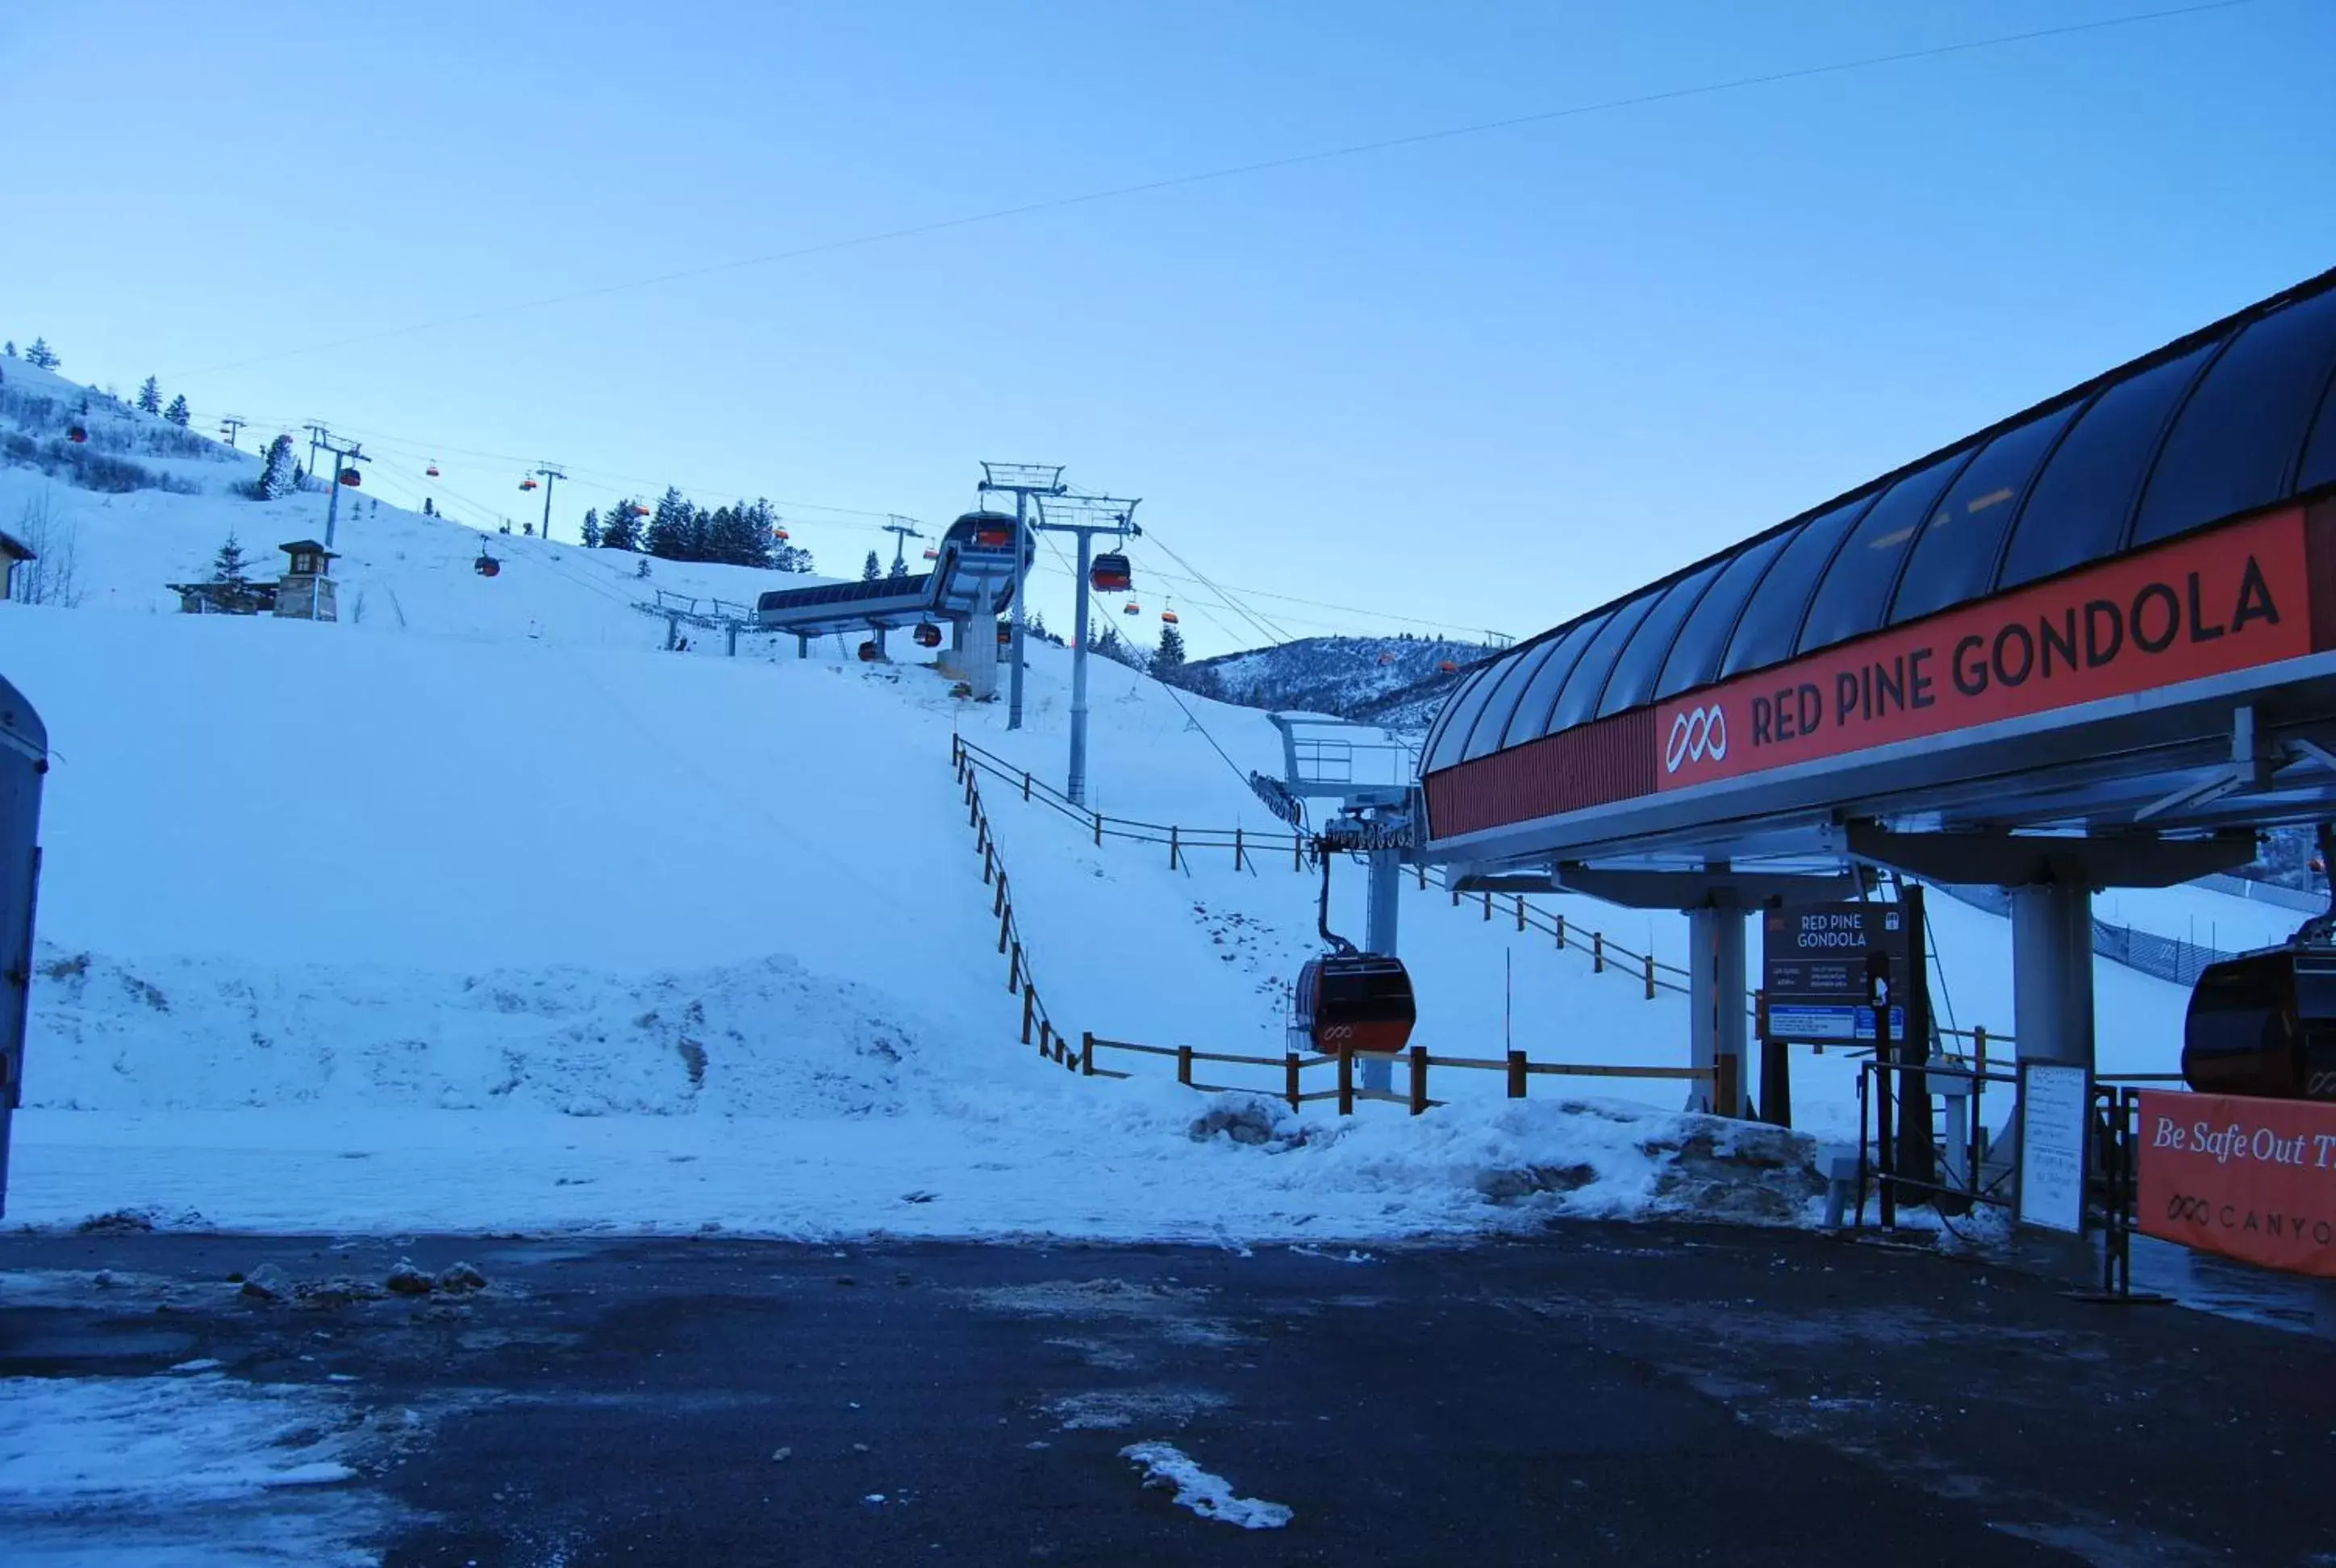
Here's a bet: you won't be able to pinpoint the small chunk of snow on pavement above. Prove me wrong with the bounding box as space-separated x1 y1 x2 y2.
1120 1441 1292 1530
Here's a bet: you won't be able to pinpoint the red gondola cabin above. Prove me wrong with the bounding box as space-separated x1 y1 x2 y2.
1292 955 1416 1056
1089 552 1133 592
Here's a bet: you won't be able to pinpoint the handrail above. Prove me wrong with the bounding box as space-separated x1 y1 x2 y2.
953 732 1696 998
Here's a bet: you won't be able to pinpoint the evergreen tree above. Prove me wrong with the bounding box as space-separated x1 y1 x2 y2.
644 486 695 559
601 498 641 551
862 549 882 582
2 342 13 357
136 376 161 415
886 551 910 580
258 433 299 499
163 394 190 427
23 338 58 369
580 507 602 548
423 497 436 517
209 533 253 607
1154 619 1187 675
733 499 778 569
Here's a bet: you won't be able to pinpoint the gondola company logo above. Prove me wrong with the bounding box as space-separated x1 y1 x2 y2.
1653 505 2315 791
1664 703 1727 774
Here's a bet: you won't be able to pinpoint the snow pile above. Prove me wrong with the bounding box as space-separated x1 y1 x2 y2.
1120 1441 1291 1530
29 944 924 1119
0 1371 411 1565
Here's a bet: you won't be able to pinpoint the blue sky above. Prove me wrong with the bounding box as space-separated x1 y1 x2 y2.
4 0 2330 654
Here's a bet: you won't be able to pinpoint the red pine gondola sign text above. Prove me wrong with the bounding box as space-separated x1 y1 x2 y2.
1656 505 2317 790
2135 1089 2336 1278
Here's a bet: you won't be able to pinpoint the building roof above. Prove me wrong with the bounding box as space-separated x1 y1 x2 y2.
277 539 337 557
1423 267 2336 780
0 529 33 564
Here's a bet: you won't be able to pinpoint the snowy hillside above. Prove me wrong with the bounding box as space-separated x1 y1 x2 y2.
0 357 2272 1241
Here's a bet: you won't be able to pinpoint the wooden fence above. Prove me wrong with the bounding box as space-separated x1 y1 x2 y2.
950 733 1692 999
949 738 1723 1113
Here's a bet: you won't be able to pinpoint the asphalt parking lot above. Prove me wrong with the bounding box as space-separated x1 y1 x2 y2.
4 1222 2333 1566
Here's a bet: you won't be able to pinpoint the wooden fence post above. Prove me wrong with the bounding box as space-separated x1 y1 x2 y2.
1593 932 1604 973
1972 1026 1988 1075
1507 1049 1528 1099
1021 985 1034 1044
1170 826 1180 871
1713 1053 1738 1119
1516 895 1527 932
1233 827 1245 872
1555 912 1566 951
1408 1046 1429 1116
1040 1020 1053 1061
998 904 1012 954
1094 811 1104 847
1284 1052 1301 1111
1337 1049 1354 1116
1450 884 1461 907
1007 942 1021 995
1176 1045 1193 1087
1643 953 1655 1001
1416 863 1427 890
1080 1031 1095 1077
1482 891 1492 922
993 875 1007 917
1022 770 1032 803
982 840 995 886
1293 834 1304 872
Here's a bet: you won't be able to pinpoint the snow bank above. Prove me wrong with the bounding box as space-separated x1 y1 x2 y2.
1120 1441 1292 1530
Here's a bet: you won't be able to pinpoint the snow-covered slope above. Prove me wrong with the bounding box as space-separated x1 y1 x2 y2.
0 359 2246 1239
1183 634 1491 728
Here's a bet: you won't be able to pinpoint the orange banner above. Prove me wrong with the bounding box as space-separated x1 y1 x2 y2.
2135 1091 2336 1278
1654 506 2314 790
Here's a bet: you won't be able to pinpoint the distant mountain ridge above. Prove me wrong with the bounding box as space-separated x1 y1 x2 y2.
1180 634 1502 732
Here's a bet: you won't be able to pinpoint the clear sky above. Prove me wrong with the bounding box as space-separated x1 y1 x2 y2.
4 0 2330 655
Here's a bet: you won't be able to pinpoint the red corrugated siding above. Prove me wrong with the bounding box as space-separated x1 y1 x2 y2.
1425 709 1657 840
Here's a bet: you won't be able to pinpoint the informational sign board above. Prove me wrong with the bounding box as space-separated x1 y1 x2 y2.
2135 1090 2336 1278
1761 902 1910 1044
2016 1061 2092 1234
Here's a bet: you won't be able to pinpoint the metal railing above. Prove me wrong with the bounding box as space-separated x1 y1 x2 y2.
953 734 1692 1000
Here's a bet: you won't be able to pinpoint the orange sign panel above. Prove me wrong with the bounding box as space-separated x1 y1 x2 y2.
2135 1090 2336 1278
1654 507 2314 790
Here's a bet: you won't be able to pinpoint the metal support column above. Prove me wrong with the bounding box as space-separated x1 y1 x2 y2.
2012 882 2096 1069
1687 906 1748 1116
1362 845 1402 1095
1007 491 1028 728
1068 530 1094 806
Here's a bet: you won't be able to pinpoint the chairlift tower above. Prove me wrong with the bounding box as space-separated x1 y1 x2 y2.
977 462 1066 732
316 433 365 551
530 465 566 543
1032 491 1141 807
881 515 924 572
1250 715 1423 1093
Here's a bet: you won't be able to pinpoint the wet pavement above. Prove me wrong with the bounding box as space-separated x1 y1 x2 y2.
3 1223 2334 1565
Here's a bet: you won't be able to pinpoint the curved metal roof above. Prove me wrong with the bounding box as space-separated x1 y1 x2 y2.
1424 267 2336 778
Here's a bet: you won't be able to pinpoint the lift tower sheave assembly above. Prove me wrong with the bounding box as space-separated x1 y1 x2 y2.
977 463 1066 733
1033 490 1142 807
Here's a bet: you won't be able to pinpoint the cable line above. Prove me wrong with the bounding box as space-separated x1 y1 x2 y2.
168 0 2259 380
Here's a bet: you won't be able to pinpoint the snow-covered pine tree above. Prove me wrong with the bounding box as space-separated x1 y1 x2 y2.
601 498 640 551
136 377 161 415
2 343 13 357
23 338 58 369
580 508 602 548
1154 619 1187 675
163 394 190 427
258 433 299 499
644 487 695 559
423 497 436 517
209 533 252 608
862 549 882 582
